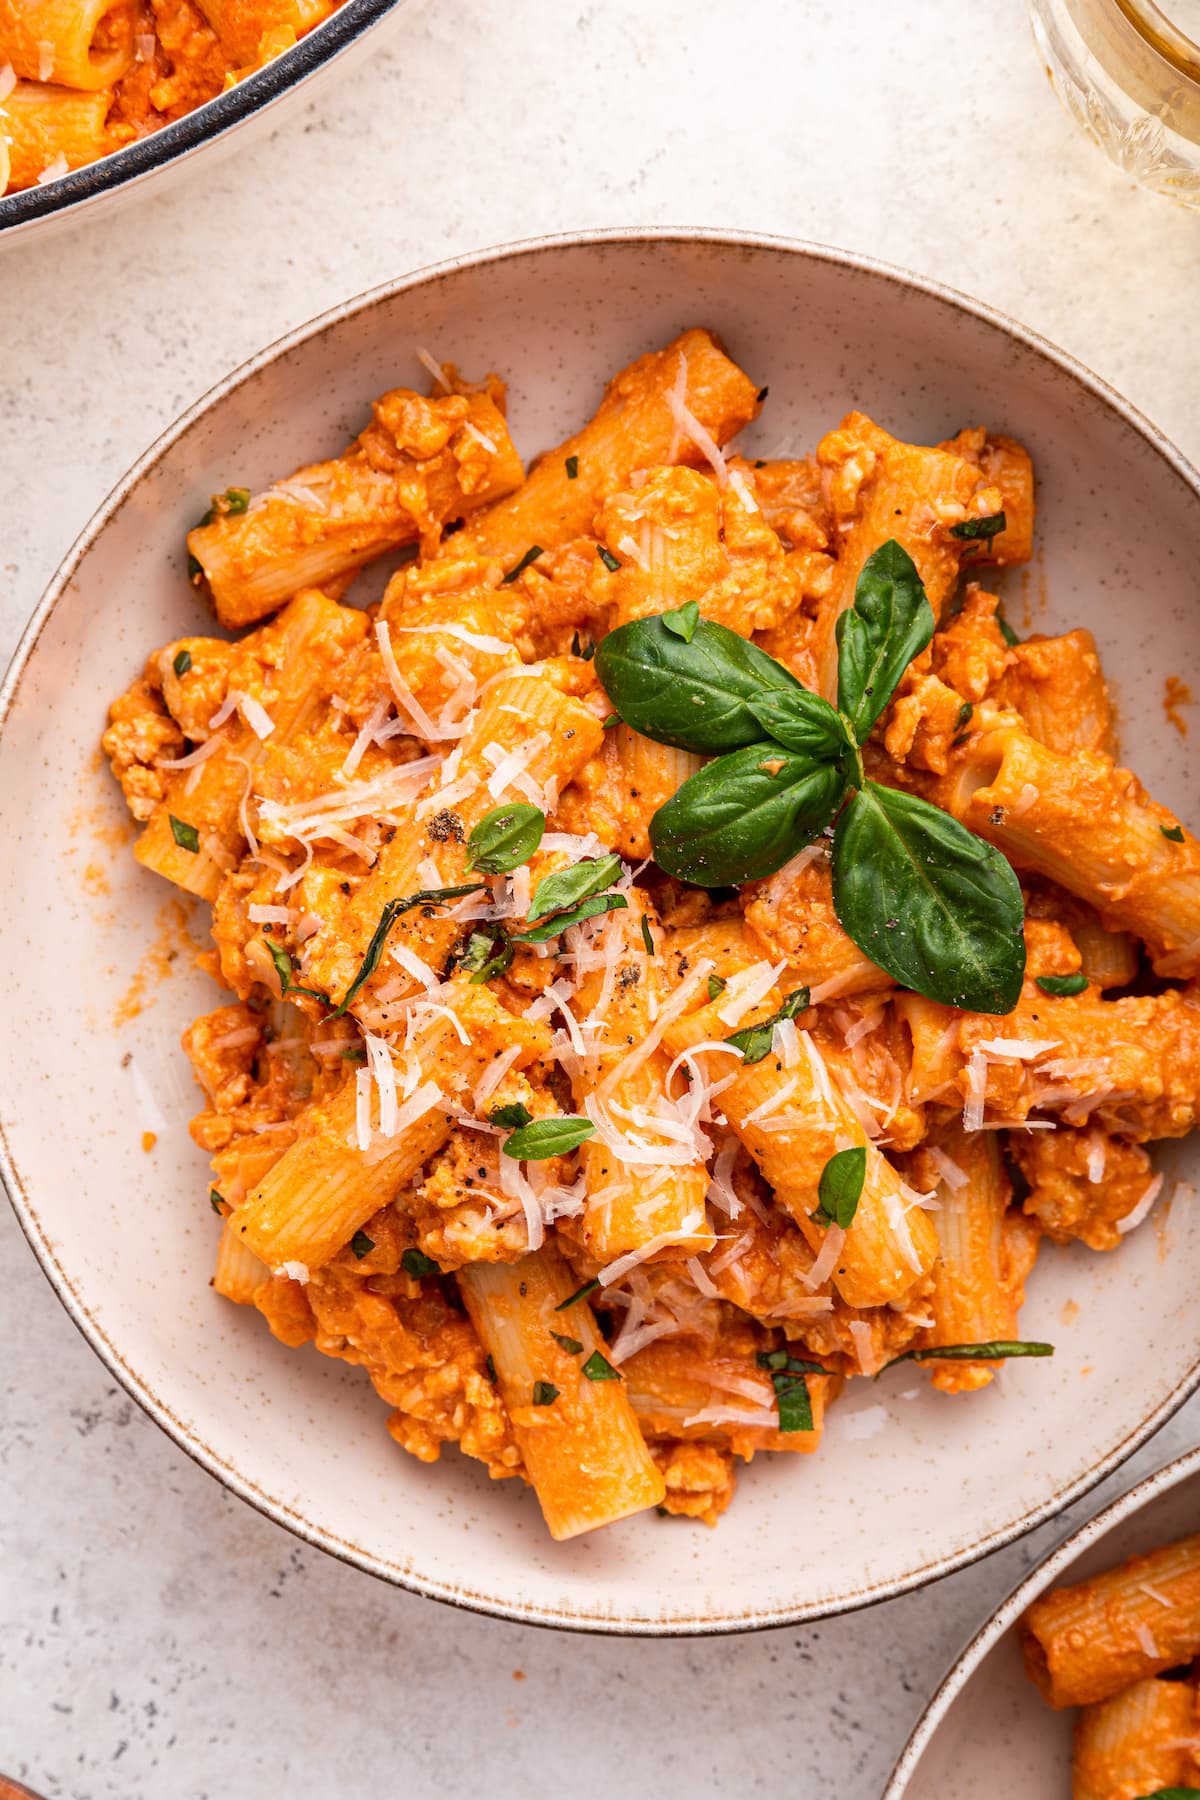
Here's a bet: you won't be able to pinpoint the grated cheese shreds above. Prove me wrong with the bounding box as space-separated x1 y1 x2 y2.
275 1260 310 1284
248 904 297 925
1116 1172 1165 1235
498 1148 545 1251
397 621 513 656
0 63 15 103
848 1319 881 1376
408 1000 471 1047
484 733 550 801
803 1223 845 1291
37 152 69 184
616 533 649 572
716 960 785 1028
355 1067 372 1151
158 732 227 772
686 1254 720 1299
1133 1621 1161 1658
975 1037 1061 1060
727 466 759 514
597 957 715 1099
341 696 391 778
706 1139 742 1219
473 1043 525 1110
682 1404 780 1431
772 1017 801 1068
598 1216 708 1286
415 345 453 393
363 1031 398 1137
375 620 443 740
1086 1132 1107 1185
963 1049 988 1131
741 1076 799 1128
927 1145 969 1192
665 352 729 487
389 943 439 992
881 1188 923 1273
239 694 275 740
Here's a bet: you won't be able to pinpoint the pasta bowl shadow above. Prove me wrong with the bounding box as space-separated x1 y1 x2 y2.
2 229 1199 1632
884 1444 1200 1797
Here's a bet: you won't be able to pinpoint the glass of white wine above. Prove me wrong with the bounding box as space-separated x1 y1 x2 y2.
1031 0 1200 203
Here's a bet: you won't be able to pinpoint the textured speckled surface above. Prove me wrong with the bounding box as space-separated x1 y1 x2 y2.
2 0 1200 1794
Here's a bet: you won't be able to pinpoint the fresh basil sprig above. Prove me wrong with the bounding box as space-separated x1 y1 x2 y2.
597 539 1026 1014
459 927 515 983
882 1340 1054 1371
756 1350 829 1433
331 883 487 1016
726 986 811 1065
467 802 545 874
501 1115 596 1159
264 937 327 1003
529 853 624 922
815 1146 866 1228
950 510 1006 542
1036 972 1088 997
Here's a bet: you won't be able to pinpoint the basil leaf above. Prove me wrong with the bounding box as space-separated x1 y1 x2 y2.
459 928 514 983
489 1101 533 1129
997 612 1020 647
532 1381 559 1405
950 511 1006 541
832 783 1025 1013
836 539 935 742
650 744 846 886
401 1248 440 1277
597 545 621 572
528 853 623 922
883 1340 1054 1370
595 615 804 755
502 1116 596 1160
466 802 545 874
501 545 543 584
763 1364 815 1433
349 1230 375 1259
757 1350 828 1375
551 1332 583 1354
640 915 655 955
172 648 192 677
169 814 200 854
556 1278 600 1311
581 1350 621 1381
1036 972 1088 997
707 974 727 1001
662 601 700 642
519 892 628 943
264 938 326 1003
209 1187 225 1215
331 884 487 1015
746 689 852 761
1162 823 1186 842
816 1145 866 1228
726 986 811 1064
1132 1789 1200 1798
565 455 579 479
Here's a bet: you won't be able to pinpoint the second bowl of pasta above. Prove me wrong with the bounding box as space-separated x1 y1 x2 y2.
2 229 1199 1630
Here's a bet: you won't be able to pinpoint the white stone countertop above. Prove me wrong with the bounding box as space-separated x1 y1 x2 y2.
3 1 1200 1793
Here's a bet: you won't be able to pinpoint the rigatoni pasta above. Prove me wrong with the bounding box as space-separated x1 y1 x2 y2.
103 327 1200 1540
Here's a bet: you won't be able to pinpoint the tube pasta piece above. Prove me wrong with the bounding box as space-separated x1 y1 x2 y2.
623 1329 838 1457
1071 1677 1200 1800
191 0 332 66
458 1245 666 1539
992 630 1115 757
2 80 112 188
0 0 135 89
568 893 713 1264
233 978 547 1269
555 723 703 863
452 329 761 567
742 846 893 1000
812 411 998 699
909 1124 1038 1392
189 386 523 629
127 589 368 901
935 724 1200 976
303 668 605 1013
212 1219 269 1304
664 993 939 1310
938 428 1036 568
1022 1533 1200 1707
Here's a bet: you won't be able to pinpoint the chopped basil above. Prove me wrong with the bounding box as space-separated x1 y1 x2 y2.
883 1340 1054 1371
1036 972 1089 997
707 974 727 1001
197 487 250 527
501 544 543 584
726 987 811 1065
602 712 620 729
756 386 769 402
264 938 327 1003
950 510 1007 542
186 553 203 584
528 853 624 924
1162 823 1186 842
209 1187 225 1215
1132 1786 1200 1797
581 1350 620 1381
532 1381 559 1405
565 455 579 480
349 1230 375 1260
459 927 515 983
955 701 973 732
489 1101 533 1130
502 1116 595 1160
401 1248 441 1278
570 629 596 660
169 815 200 854
551 1332 583 1354
661 601 700 643
485 1353 497 1383
997 612 1020 647
816 1145 867 1228
172 648 192 677
556 1277 600 1311
341 1046 367 1062
466 802 545 874
519 892 628 942
331 884 487 1015
756 1353 826 1432
597 545 621 572
640 915 655 955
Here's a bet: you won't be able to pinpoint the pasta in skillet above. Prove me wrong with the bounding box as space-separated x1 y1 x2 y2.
102 329 1200 1540
0 0 346 193
1023 1534 1200 1799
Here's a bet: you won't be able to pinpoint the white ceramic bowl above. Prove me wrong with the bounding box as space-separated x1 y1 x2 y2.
2 230 1199 1633
0 0 409 244
885 1445 1200 1796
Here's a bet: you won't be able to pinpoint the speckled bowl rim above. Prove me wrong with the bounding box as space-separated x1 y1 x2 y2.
883 1442 1200 1795
0 0 407 238
4 227 1200 1635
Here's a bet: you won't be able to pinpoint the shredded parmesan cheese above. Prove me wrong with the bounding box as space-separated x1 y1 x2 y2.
1116 1172 1165 1235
